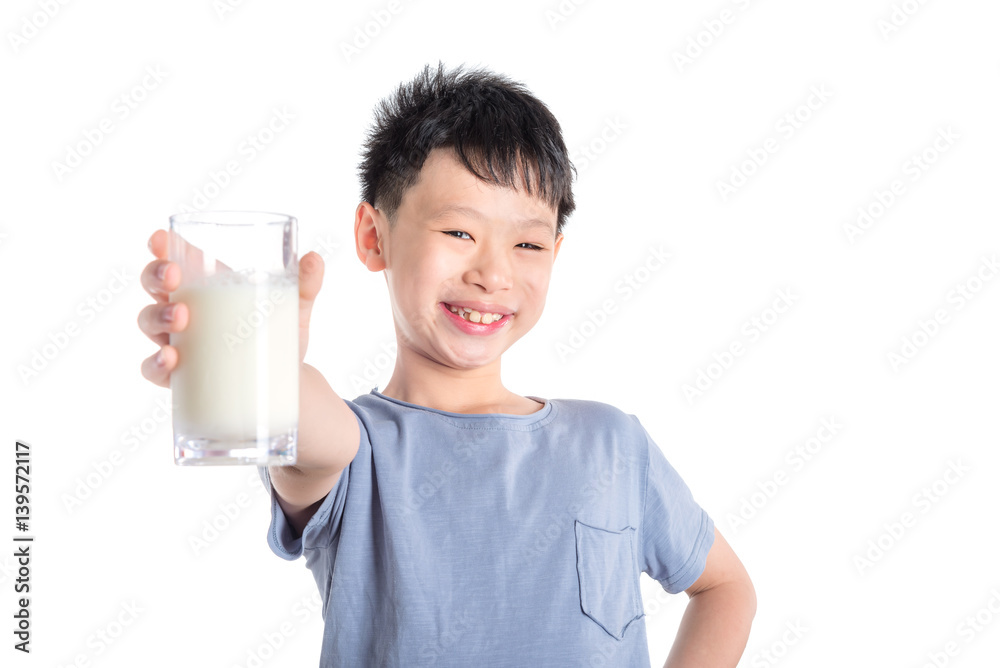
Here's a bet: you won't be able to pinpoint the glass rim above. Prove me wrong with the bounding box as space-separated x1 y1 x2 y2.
169 210 296 227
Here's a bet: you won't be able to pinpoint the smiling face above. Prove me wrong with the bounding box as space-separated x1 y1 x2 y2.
358 147 564 374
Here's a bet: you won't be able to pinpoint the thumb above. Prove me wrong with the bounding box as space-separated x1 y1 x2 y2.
298 251 324 361
299 251 324 304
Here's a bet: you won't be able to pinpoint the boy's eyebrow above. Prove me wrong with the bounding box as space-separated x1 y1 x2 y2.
431 204 555 236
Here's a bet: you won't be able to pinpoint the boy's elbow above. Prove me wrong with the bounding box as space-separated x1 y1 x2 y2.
719 576 757 634
727 567 756 619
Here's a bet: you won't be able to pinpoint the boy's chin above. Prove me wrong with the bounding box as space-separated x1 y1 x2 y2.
434 343 510 370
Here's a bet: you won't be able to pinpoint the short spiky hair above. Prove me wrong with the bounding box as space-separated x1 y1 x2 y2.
358 62 576 237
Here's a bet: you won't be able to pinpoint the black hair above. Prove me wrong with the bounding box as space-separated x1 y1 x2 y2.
358 61 576 237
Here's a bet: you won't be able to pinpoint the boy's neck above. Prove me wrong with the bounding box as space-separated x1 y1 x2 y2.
380 353 542 416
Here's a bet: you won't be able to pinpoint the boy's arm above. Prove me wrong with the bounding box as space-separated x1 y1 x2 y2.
268 362 361 538
265 251 359 539
663 528 757 668
267 362 360 539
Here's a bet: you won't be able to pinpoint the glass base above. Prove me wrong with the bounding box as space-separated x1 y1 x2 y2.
174 429 297 466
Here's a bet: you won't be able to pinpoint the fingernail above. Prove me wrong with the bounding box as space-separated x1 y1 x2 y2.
156 263 168 280
154 351 165 367
161 305 175 323
148 236 154 252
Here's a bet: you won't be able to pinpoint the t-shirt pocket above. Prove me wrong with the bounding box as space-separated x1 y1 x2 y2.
574 520 644 640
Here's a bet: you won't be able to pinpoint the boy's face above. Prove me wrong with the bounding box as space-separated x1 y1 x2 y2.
362 147 563 372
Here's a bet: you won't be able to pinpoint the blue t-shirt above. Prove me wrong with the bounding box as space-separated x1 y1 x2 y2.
258 388 714 667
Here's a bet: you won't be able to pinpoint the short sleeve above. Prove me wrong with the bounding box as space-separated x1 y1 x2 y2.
255 409 361 560
632 416 715 594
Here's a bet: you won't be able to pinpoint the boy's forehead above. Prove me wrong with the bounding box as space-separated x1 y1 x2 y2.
429 202 556 236
404 148 558 232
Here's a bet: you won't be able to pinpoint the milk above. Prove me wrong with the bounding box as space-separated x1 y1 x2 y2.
170 273 298 445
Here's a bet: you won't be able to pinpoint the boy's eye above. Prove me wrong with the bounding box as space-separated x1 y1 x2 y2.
443 231 543 251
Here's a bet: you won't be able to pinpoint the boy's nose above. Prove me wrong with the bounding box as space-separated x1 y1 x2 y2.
464 249 513 292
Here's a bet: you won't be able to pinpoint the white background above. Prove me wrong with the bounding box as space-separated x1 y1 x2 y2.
2 0 999 666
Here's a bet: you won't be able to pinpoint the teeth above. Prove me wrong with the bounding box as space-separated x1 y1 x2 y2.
448 304 504 324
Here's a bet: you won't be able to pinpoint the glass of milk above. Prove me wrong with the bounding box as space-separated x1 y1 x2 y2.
168 211 298 466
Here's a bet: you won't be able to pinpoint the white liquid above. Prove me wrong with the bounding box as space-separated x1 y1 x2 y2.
170 274 298 441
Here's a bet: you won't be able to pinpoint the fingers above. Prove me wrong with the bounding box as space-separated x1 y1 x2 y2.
141 229 178 389
141 258 181 302
147 229 169 259
140 344 178 389
143 229 182 301
137 301 189 344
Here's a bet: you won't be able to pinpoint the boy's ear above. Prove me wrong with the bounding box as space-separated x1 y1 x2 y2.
355 202 387 272
552 233 564 263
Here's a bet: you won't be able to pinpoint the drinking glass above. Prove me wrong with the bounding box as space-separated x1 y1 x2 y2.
168 211 298 466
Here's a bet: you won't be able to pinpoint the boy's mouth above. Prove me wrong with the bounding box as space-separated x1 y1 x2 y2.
442 302 509 325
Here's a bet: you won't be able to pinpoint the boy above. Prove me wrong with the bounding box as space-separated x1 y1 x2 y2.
139 62 755 666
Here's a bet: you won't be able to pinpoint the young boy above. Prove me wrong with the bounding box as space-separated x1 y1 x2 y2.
139 62 755 667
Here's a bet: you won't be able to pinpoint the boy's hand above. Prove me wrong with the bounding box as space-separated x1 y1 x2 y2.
138 229 325 387
138 229 190 388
